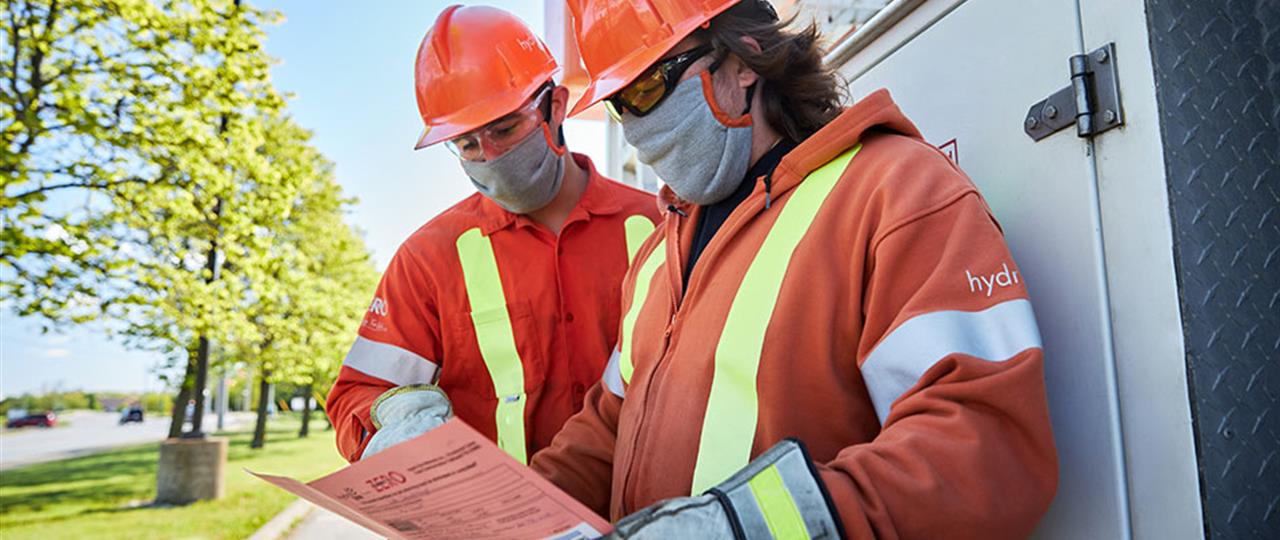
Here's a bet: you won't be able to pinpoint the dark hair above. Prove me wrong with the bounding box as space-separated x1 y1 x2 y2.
702 3 845 143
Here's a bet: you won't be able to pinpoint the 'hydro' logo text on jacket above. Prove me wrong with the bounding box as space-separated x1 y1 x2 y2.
966 263 1021 297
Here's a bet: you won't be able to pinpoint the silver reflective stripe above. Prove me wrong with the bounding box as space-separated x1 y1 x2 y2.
342 336 440 386
862 298 1042 424
602 349 625 398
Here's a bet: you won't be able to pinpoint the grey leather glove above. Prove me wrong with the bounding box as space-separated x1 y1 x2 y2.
607 494 736 540
607 439 844 539
360 385 452 460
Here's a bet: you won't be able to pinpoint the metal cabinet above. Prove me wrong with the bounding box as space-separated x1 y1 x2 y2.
827 0 1277 538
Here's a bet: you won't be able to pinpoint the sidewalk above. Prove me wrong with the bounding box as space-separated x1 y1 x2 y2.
249 499 380 540
286 503 382 540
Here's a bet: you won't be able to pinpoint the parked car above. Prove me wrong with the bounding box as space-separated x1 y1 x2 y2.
6 412 56 428
119 407 144 425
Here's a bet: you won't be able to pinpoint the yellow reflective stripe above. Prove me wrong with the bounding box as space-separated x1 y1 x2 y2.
692 145 862 493
624 215 656 264
619 238 666 384
748 465 811 540
455 228 528 463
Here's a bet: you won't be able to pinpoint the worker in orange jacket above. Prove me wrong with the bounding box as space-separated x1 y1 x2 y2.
527 1 1060 538
325 5 659 464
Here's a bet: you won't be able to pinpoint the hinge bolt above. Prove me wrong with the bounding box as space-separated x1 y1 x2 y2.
1102 109 1117 123
1025 116 1039 130
1094 48 1109 63
1044 105 1058 119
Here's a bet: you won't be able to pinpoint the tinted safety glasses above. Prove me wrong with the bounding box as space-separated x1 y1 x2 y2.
605 44 720 119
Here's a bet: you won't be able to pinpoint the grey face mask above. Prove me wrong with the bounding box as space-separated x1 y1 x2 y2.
620 73 753 205
460 126 565 214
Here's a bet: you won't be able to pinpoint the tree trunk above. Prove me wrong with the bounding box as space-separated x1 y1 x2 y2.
250 370 271 449
189 335 212 435
298 383 313 438
189 198 222 436
167 353 197 439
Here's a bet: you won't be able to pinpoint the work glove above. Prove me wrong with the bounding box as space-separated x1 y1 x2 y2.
606 440 844 540
360 385 452 460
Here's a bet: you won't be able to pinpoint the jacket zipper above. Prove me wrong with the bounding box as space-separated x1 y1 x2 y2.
620 178 778 512
620 209 684 514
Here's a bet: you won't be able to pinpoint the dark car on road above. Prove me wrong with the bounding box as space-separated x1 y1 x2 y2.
119 407 144 425
6 412 57 428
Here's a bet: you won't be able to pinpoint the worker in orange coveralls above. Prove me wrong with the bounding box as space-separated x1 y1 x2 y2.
325 5 660 465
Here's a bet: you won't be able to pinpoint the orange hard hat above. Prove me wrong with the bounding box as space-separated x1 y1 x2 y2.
566 0 750 117
413 5 560 149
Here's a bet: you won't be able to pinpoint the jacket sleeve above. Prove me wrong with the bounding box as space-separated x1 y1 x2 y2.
326 243 444 462
529 350 625 518
818 192 1058 539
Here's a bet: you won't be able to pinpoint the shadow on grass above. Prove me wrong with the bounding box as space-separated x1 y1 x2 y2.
0 423 310 519
0 443 161 489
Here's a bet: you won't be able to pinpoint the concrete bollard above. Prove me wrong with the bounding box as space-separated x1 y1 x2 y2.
155 436 228 505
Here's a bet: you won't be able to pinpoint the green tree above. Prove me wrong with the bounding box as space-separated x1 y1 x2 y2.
3 0 281 320
240 133 378 448
3 0 377 457
2 0 287 437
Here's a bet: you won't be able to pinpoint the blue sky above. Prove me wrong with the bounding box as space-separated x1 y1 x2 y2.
1 1 607 397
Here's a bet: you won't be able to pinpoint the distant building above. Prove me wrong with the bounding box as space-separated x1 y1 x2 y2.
98 396 131 412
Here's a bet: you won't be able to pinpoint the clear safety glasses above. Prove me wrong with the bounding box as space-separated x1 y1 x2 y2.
445 85 553 162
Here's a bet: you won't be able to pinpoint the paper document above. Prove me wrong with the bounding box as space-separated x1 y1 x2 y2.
251 418 611 539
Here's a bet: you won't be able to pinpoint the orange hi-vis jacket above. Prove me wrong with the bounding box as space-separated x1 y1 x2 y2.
530 91 1059 538
327 153 660 463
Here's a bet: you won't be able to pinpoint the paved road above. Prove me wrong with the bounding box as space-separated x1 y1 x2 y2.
0 410 251 470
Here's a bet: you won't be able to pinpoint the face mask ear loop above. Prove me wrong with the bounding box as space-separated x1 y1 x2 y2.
700 71 753 127
541 122 567 157
706 47 756 117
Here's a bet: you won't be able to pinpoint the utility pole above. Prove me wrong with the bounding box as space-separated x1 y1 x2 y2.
216 365 228 431
242 366 252 412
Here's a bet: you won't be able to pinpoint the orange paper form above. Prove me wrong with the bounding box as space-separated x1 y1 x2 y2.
250 419 612 540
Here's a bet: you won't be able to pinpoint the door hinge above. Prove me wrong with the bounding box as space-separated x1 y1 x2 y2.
1024 43 1124 141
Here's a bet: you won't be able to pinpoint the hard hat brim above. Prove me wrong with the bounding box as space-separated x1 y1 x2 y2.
568 0 742 118
415 68 561 150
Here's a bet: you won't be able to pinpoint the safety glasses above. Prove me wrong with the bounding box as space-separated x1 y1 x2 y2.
446 84 553 162
605 44 718 120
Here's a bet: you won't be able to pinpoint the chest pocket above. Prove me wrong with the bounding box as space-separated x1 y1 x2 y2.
452 227 545 463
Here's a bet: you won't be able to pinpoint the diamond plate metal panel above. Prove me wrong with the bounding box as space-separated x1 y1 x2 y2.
1145 0 1280 537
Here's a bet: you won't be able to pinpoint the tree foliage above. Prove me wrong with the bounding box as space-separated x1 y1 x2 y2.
2 0 378 442
3 0 282 320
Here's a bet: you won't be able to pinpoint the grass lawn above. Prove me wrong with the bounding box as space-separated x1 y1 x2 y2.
0 414 347 540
